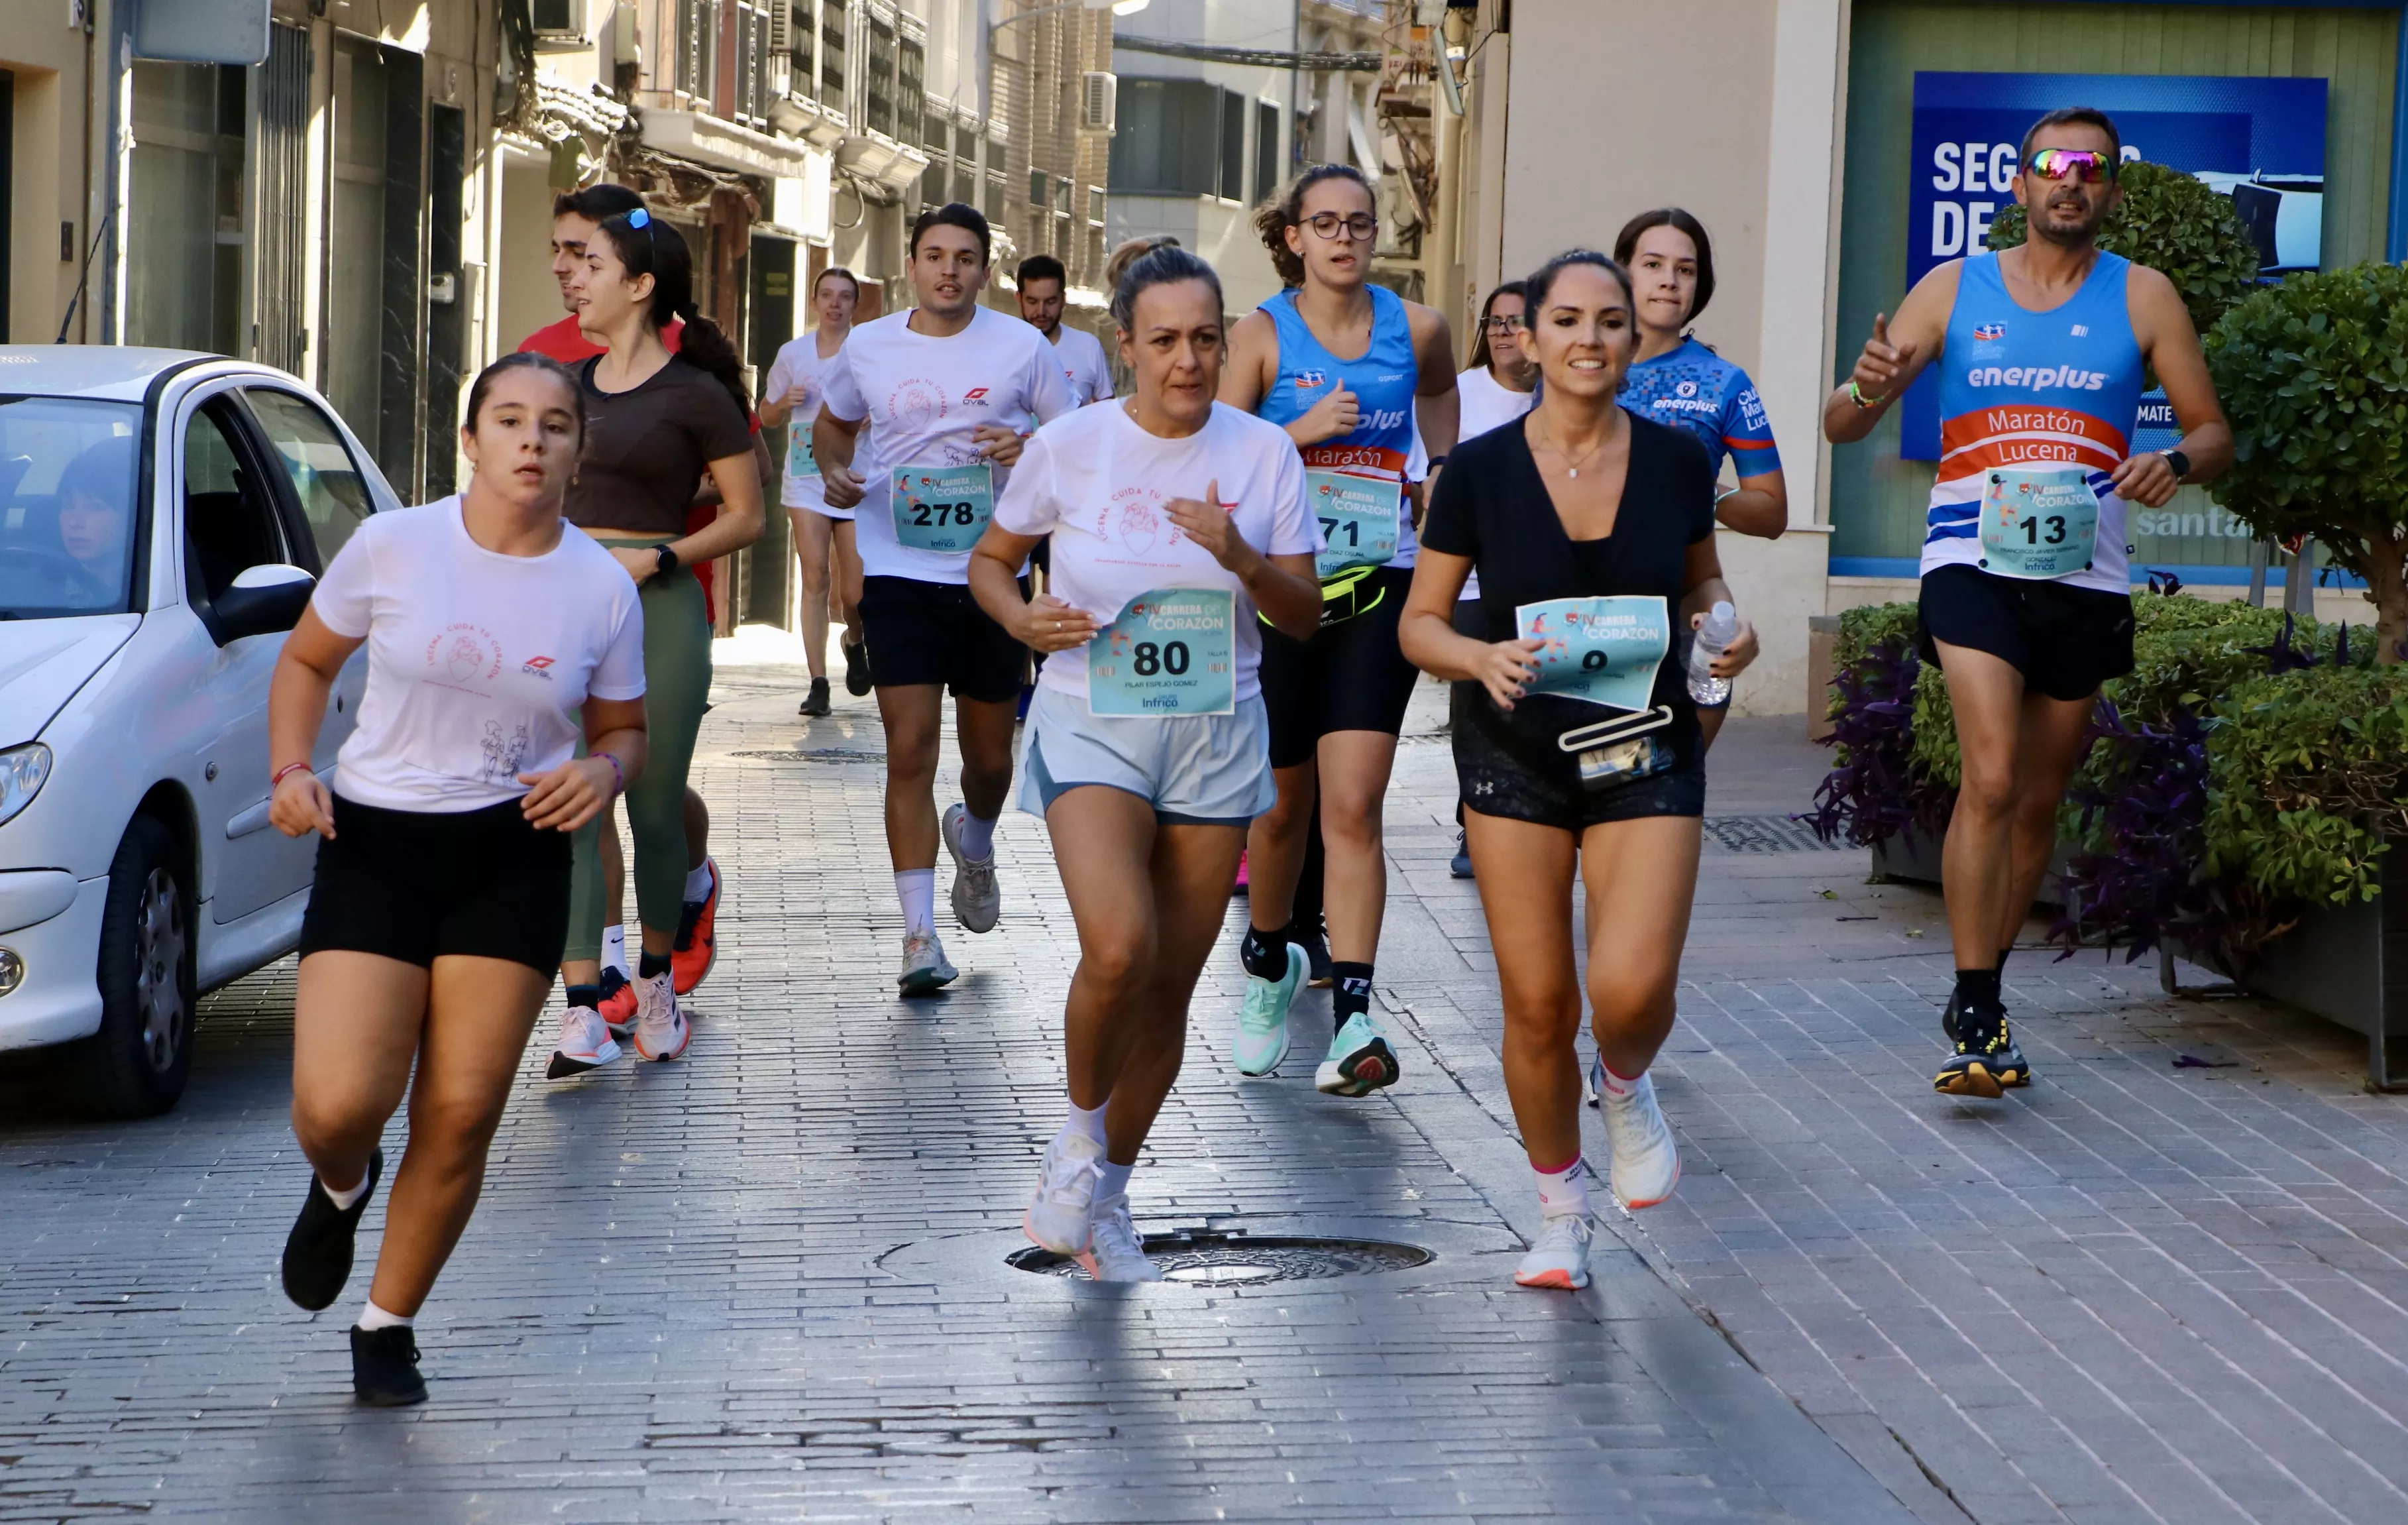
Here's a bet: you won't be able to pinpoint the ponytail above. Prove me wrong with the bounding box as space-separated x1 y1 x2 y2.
594 211 749 416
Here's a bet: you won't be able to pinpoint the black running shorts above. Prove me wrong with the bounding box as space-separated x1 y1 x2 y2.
1260 565 1423 770
300 795 573 973
1454 709 1705 834
858 574 1029 703
1916 563 2135 703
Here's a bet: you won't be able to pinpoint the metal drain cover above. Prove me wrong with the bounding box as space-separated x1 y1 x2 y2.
1702 815 1850 853
1008 1229 1432 1282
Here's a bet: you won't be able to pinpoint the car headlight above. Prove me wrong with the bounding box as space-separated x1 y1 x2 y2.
0 744 52 827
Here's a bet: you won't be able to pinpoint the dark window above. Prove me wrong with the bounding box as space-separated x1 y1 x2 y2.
127 62 246 356
1028 168 1048 208
788 1 814 101
984 171 1005 223
918 154 946 213
921 102 947 152
866 13 895 135
1108 78 1218 197
1256 100 1278 206
951 162 975 207
243 388 372 573
1088 186 1105 224
897 33 924 145
1219 87 1246 201
183 402 290 606
954 121 978 162
679 0 716 99
819 0 846 97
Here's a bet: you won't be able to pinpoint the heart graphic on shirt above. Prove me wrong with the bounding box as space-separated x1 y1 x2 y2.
447 635 485 683
1117 502 1162 556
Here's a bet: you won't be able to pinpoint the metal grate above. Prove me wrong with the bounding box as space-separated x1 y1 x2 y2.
1703 815 1851 854
1009 1231 1431 1283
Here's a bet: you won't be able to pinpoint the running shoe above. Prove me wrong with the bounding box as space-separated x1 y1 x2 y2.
671 857 720 995
1600 1069 1680 1209
1513 1212 1595 1290
1023 1130 1105 1255
351 1324 427 1407
799 676 832 716
1233 942 1304 1076
630 971 690 1061
1233 850 1249 895
597 966 638 1040
547 1006 622 1078
843 638 873 696
1935 1010 2030 1098
1450 828 1474 879
280 1146 383 1312
1291 918 1333 988
1315 1011 1401 1096
898 929 958 995
942 804 1001 934
1078 1194 1163 1282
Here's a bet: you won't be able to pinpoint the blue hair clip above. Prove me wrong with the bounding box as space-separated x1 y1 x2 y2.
627 207 651 229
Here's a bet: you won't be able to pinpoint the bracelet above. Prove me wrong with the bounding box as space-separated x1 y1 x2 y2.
594 752 625 799
1847 380 1887 409
271 762 313 788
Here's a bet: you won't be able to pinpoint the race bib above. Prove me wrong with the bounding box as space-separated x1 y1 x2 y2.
1977 466 2099 581
1307 469 1400 578
1516 596 1672 711
890 461 994 553
1088 588 1236 716
784 420 820 481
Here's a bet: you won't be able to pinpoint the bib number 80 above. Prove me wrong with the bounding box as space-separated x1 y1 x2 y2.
1131 640 1190 677
910 500 981 528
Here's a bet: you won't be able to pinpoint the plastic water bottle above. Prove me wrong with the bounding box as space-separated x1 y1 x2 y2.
1686 601 1737 706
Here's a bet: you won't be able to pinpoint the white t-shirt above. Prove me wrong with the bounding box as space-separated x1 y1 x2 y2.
763 331 853 514
311 498 647 813
1047 324 1115 405
1458 364 1537 440
820 305 1080 583
993 401 1321 705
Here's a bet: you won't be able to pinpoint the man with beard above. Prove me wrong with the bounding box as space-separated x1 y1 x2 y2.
1822 107 2232 1098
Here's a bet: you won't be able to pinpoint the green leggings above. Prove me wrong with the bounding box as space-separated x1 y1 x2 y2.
565 547 712 962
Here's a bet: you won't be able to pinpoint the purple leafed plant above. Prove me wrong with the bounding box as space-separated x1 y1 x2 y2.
1800 636 1951 850
2048 697 2228 964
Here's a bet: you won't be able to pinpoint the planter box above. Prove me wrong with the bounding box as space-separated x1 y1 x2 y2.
1869 828 2069 907
2214 847 2408 1092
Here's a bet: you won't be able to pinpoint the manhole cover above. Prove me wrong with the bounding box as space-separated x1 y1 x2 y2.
728 748 887 763
1703 815 1849 853
1007 1229 1431 1282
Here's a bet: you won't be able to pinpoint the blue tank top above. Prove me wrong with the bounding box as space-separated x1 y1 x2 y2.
1922 251 2145 594
1256 284 1419 567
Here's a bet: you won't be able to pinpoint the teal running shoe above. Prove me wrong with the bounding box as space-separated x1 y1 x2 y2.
1232 943 1305 1076
1315 1011 1401 1096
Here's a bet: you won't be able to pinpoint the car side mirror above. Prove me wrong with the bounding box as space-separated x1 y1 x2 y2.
209 563 316 645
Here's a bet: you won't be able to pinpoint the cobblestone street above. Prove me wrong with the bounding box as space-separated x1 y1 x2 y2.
7 653 2408 1524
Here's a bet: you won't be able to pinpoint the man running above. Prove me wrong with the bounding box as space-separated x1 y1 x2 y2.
1822 106 2231 1096
816 203 1078 992
1016 253 1115 406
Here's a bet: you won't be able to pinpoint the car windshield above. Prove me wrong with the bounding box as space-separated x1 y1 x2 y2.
0 398 145 620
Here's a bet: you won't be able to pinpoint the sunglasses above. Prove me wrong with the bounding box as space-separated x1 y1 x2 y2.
2026 148 2118 184
1303 212 1379 242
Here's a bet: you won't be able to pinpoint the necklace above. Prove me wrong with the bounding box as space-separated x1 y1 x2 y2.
1534 418 1611 479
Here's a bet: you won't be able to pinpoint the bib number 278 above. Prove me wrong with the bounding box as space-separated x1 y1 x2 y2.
891 462 995 553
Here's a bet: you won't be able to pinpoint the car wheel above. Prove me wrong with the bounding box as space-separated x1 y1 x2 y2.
72 815 195 1118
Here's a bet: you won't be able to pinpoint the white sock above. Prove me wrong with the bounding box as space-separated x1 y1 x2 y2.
356 1298 412 1331
1062 1099 1108 1147
683 860 714 902
321 1169 370 1212
895 870 936 936
1600 1061 1641 1101
956 808 997 862
1533 1154 1590 1218
1095 1159 1134 1202
602 925 629 978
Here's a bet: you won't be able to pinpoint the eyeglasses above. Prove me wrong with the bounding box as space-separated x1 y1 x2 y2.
1481 316 1523 333
1303 212 1379 242
2026 148 2117 184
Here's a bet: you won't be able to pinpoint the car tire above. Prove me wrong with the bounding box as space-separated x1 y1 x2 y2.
72 815 195 1118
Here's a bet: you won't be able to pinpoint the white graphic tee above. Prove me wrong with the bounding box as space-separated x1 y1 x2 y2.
1048 324 1116 405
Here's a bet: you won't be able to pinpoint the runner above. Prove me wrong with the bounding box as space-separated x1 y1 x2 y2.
270 353 648 1402
1821 106 2231 1096
1015 254 1115 406
547 207 763 1074
761 265 867 715
1401 249 1758 1290
1614 208 1786 748
971 244 1321 1279
815 203 1077 993
1447 279 1538 877
1220 163 1458 1094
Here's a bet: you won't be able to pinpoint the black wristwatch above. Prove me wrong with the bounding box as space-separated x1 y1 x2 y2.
653 544 681 576
2157 447 2191 482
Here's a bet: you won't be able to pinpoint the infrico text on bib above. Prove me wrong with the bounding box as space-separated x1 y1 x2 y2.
1088 588 1236 716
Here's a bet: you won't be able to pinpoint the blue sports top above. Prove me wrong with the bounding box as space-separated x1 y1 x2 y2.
1619 337 1780 480
1254 283 1420 567
1921 251 2145 594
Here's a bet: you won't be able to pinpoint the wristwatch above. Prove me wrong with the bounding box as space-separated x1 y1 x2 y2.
2157 447 2191 482
653 544 681 577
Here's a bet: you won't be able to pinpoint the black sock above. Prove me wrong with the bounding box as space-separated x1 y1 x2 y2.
566 984 600 1011
1953 968 2001 1009
638 950 671 980
1995 946 2012 975
1333 961 1374 1029
1239 925 1289 982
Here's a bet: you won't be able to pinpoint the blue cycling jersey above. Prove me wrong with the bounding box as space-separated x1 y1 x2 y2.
1619 337 1780 480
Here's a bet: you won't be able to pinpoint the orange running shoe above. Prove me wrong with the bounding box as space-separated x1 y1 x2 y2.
671 857 720 995
596 964 639 1039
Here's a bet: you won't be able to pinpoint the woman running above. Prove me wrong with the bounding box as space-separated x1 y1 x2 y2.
270 353 648 1404
1220 164 1458 1096
1400 250 1757 1292
970 245 1321 1280
547 208 763 1077
762 265 868 714
1614 209 1786 744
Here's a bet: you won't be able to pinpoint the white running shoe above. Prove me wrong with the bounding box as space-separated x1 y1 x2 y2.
1023 1131 1105 1255
942 803 1001 934
1601 1069 1680 1209
1513 1212 1594 1290
545 1005 621 1078
629 970 690 1061
1077 1194 1162 1282
897 929 958 995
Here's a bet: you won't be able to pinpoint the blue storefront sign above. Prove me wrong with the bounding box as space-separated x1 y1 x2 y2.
1901 72 2328 462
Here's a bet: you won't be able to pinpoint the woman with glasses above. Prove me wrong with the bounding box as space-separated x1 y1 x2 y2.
1219 163 1458 1097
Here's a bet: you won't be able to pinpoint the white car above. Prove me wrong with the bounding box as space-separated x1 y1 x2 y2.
0 348 400 1115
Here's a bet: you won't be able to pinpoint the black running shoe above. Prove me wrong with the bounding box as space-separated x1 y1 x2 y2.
351 1324 427 1406
1450 828 1474 879
799 676 832 716
281 1147 383 1312
1935 1010 2031 1098
843 638 873 697
1295 921 1333 988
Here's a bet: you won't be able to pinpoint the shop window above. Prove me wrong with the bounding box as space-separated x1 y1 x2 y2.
126 62 246 357
326 43 387 465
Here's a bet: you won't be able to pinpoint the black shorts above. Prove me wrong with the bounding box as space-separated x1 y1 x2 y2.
1454 712 1706 833
1917 563 2134 702
1260 565 1423 769
858 574 1028 703
299 795 573 973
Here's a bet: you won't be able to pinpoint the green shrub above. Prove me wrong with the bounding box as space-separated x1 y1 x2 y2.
2207 663 2408 911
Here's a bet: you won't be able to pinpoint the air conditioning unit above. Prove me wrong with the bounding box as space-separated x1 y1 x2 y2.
530 0 588 50
1081 71 1117 133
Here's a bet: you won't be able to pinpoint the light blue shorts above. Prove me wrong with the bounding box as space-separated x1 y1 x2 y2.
1017 686 1276 828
